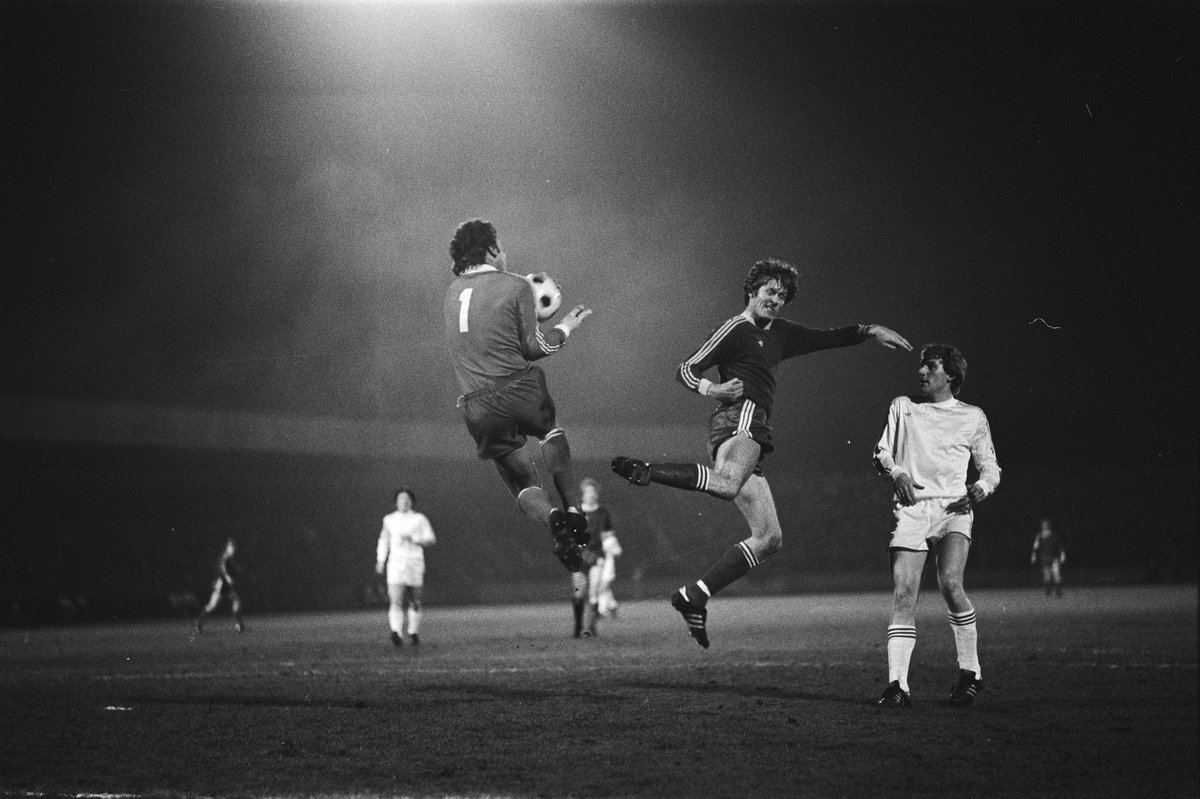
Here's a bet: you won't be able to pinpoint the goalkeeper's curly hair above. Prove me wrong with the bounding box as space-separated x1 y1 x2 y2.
449 219 499 276
920 343 968 395
742 258 799 305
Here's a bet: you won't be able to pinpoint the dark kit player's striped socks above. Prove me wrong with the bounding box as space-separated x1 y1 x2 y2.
645 462 711 492
685 539 760 605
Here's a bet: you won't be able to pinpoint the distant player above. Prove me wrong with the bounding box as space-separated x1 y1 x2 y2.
570 477 619 638
376 487 436 646
612 258 910 647
444 219 593 573
196 537 243 634
597 526 623 619
873 344 1001 708
1031 517 1066 597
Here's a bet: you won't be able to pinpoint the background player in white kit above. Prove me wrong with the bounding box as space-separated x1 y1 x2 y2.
375 487 436 646
873 343 1001 708
597 526 623 619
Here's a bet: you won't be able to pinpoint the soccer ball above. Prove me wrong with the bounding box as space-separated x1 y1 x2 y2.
526 272 563 321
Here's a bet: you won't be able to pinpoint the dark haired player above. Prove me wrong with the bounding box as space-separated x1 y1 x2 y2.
444 219 593 572
1031 517 1066 598
612 258 910 647
375 487 436 646
872 344 1001 708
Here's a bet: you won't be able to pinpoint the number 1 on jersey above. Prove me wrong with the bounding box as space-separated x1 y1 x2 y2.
458 288 473 333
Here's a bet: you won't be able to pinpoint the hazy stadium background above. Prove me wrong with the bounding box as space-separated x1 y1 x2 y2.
2 0 1196 625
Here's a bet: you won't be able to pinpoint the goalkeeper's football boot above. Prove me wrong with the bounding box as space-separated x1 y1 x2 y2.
948 669 983 706
876 680 912 708
391 631 403 647
565 509 590 547
670 588 710 649
550 509 586 573
611 456 652 486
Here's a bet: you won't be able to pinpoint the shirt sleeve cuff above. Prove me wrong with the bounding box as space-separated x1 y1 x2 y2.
553 324 571 339
697 378 713 397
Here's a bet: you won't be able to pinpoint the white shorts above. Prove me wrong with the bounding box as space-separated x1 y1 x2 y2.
571 562 605 597
386 559 425 588
888 497 973 551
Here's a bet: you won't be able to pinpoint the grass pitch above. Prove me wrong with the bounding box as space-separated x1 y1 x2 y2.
1 584 1196 798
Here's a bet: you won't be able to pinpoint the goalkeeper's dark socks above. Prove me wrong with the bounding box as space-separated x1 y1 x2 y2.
649 463 711 491
697 540 760 597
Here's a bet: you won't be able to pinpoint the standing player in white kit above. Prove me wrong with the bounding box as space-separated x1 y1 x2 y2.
375 487 436 646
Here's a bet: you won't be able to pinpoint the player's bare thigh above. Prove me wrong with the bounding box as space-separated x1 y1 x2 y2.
935 532 972 611
708 433 761 499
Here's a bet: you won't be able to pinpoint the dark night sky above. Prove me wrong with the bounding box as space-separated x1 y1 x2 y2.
2 0 1197 473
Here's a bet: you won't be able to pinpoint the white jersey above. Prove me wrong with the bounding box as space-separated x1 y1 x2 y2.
873 395 1001 501
376 510 436 584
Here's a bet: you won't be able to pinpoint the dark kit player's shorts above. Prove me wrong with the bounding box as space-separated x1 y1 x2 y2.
708 400 773 476
458 366 558 460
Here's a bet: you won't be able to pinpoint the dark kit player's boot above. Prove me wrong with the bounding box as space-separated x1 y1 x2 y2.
611 457 651 486
670 588 710 649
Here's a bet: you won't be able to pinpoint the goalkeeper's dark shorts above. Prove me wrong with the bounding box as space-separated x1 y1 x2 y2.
458 366 558 461
708 399 772 477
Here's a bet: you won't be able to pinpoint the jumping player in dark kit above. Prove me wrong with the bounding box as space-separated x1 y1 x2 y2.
612 258 911 647
444 219 594 572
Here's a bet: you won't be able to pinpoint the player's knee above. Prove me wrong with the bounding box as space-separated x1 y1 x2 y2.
893 582 919 607
939 577 966 602
709 483 739 501
757 532 782 559
708 471 745 501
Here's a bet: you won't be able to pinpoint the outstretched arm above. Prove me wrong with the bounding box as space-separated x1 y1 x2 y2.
516 276 592 360
862 324 912 351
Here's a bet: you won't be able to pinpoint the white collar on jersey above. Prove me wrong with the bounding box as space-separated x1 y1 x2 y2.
462 264 499 275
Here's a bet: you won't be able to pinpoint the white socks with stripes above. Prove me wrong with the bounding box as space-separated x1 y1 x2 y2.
886 625 917 691
949 609 980 678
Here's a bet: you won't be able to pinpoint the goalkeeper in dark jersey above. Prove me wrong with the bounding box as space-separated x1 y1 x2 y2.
613 258 910 647
443 219 593 572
